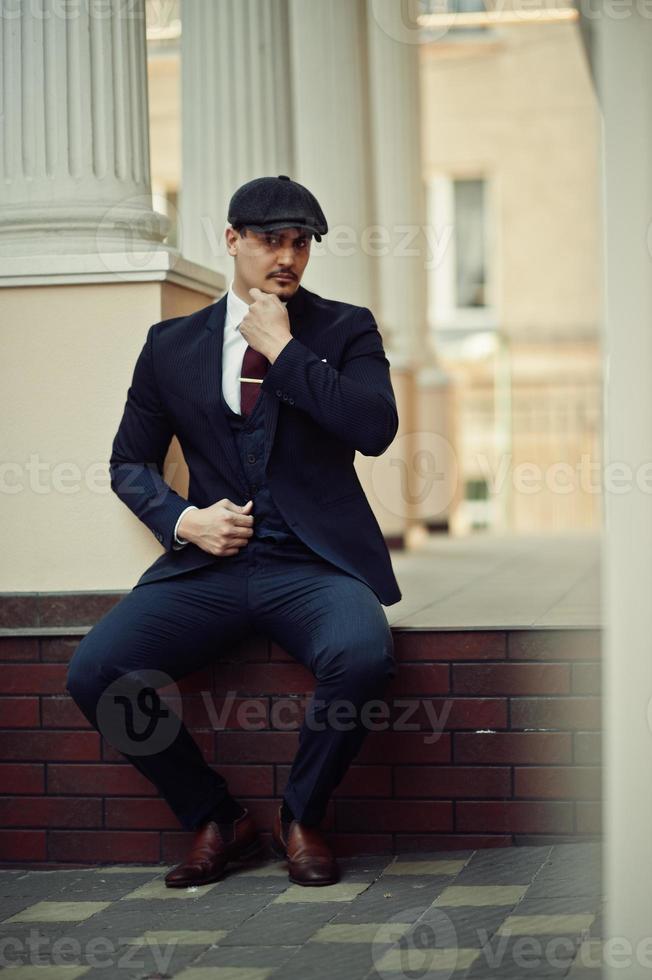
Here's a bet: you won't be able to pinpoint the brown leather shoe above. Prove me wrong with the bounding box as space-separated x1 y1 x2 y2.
165 808 263 888
271 805 339 886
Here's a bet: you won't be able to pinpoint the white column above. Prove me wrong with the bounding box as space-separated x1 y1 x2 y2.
366 0 451 538
288 0 375 307
365 0 427 364
0 0 167 261
180 0 294 272
594 5 652 978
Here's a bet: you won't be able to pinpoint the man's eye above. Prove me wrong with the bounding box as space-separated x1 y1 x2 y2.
294 240 308 249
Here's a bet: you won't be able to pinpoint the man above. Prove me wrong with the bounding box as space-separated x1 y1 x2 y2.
66 175 402 888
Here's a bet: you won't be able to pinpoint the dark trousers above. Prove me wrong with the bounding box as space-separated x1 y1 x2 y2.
65 546 397 831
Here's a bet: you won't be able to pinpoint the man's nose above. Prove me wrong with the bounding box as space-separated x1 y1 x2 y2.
276 246 294 266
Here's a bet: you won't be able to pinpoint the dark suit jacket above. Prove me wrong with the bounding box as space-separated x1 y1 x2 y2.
109 284 402 606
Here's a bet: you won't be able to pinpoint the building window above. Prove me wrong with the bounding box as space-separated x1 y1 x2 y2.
146 0 181 52
454 178 486 308
419 0 497 40
428 174 494 332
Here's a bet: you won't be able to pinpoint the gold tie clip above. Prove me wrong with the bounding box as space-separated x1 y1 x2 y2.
239 377 264 383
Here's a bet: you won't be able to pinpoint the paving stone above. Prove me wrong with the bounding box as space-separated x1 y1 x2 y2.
272 938 396 980
384 858 467 877
390 848 475 863
173 969 278 980
431 885 529 908
454 847 552 886
217 901 344 946
524 865 602 899
0 967 90 980
415 904 515 948
513 895 601 916
548 843 603 864
0 897 49 922
309 921 411 944
464 931 579 978
118 878 224 901
124 928 228 945
200 873 289 896
272 881 369 903
4 900 111 923
495 913 596 936
54 872 161 901
330 877 444 922
192 944 300 969
0 871 93 900
373 943 481 975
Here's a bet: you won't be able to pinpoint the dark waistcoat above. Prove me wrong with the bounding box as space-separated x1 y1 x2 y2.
220 387 318 561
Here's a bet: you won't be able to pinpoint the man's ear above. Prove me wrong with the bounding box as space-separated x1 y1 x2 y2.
225 225 238 256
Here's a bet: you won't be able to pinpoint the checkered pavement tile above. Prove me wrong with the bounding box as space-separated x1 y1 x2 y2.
0 843 603 980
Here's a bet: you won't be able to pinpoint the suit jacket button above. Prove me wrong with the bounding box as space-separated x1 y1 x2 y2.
288 397 295 405
275 389 282 397
282 394 288 401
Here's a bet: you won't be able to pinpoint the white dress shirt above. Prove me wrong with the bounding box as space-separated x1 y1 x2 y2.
172 281 286 548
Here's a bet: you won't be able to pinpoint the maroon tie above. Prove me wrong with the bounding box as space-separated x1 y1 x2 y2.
239 345 269 416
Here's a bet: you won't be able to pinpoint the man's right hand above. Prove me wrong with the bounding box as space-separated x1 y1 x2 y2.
177 499 254 556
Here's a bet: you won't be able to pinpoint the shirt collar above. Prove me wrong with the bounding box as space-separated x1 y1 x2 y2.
226 281 250 328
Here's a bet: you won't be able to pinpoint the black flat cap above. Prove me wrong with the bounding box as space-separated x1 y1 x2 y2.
228 174 328 242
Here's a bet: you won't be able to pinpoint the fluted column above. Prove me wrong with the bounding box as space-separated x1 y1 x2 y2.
0 0 167 259
288 0 375 308
366 0 428 365
365 0 452 539
180 0 294 272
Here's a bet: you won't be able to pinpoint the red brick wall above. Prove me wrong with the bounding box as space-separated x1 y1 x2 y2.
0 614 601 866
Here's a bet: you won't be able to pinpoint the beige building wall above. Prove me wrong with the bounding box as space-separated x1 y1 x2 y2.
0 281 217 592
420 21 603 533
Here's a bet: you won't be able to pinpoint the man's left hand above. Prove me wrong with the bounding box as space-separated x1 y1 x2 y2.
240 287 293 363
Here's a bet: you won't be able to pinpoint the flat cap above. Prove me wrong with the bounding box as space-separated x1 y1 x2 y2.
228 174 328 242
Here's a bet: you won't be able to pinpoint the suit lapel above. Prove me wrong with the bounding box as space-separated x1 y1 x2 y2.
199 285 309 494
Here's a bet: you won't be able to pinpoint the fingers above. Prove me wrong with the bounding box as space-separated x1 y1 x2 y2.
208 498 256 555
221 499 254 529
248 287 280 305
221 498 253 513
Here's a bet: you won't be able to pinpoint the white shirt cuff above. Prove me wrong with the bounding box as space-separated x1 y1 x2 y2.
172 505 199 549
